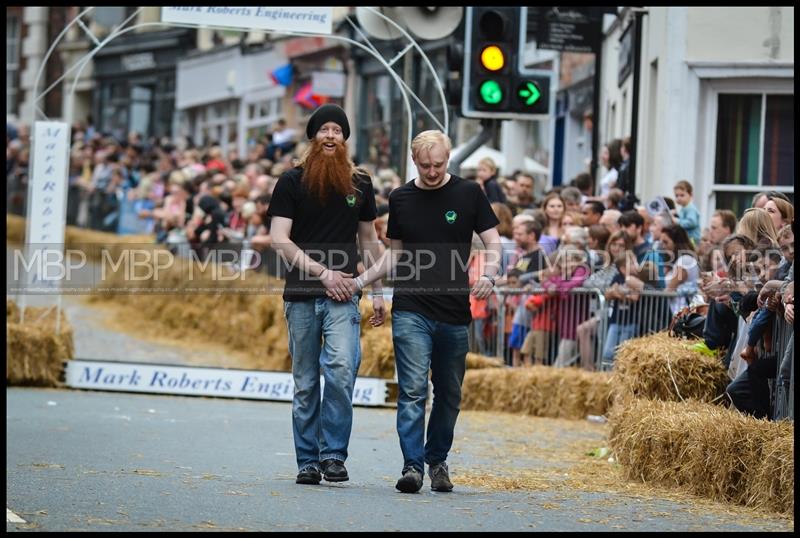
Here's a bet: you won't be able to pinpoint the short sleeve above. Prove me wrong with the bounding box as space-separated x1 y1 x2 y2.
358 177 377 222
266 171 298 220
386 189 402 240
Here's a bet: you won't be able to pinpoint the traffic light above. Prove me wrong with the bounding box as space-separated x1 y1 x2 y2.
461 7 553 119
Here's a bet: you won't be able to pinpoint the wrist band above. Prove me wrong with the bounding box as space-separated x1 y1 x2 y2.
354 275 365 290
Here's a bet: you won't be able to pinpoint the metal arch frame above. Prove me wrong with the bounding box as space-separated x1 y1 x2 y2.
31 7 451 183
22 7 452 323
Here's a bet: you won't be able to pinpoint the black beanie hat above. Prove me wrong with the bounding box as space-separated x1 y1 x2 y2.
306 104 350 140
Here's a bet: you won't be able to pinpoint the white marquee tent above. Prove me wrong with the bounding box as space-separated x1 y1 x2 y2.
454 144 549 176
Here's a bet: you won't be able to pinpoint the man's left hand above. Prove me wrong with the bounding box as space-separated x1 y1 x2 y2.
369 296 386 327
471 275 494 299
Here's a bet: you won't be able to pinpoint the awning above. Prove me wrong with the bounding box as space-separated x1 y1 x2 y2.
454 144 549 176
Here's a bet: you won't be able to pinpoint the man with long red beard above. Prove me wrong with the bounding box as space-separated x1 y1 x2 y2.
268 104 385 486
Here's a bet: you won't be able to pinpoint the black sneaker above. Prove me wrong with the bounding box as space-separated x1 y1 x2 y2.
296 466 321 485
321 459 349 482
395 467 423 493
429 462 453 492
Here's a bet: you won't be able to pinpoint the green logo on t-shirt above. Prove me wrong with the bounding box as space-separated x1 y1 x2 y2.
445 210 457 224
346 194 356 207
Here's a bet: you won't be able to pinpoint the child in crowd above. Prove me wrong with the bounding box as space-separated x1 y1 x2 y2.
672 180 701 244
602 252 650 364
524 247 590 367
503 269 523 366
740 236 792 364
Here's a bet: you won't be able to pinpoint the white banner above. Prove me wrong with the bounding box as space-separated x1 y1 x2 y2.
65 360 389 407
27 121 70 286
311 71 346 98
162 7 333 35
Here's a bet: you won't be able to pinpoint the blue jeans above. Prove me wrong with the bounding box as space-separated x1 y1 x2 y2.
746 307 773 347
602 322 638 363
284 296 361 471
392 310 469 474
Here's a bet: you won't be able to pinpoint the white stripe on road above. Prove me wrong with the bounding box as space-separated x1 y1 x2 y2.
7 508 26 523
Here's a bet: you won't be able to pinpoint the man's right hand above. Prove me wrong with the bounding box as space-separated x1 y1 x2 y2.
320 269 354 302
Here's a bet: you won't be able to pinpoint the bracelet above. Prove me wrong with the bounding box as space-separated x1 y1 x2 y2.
354 275 365 290
481 274 496 286
319 268 328 279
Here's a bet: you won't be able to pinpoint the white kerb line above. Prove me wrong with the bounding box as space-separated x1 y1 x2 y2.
7 508 27 523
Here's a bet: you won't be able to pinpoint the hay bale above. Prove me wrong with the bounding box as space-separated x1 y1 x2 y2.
6 300 74 386
6 214 155 262
466 352 504 369
259 324 292 372
608 398 794 515
461 367 614 419
359 327 396 378
612 331 730 405
6 213 26 244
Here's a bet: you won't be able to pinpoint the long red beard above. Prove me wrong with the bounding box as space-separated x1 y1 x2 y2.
302 140 354 202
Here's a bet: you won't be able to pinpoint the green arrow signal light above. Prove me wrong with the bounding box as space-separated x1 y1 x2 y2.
518 81 542 106
479 80 503 105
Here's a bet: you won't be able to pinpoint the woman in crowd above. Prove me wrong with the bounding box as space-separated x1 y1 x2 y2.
492 202 517 275
659 224 701 315
539 192 565 256
577 230 630 371
597 139 623 199
763 195 794 233
736 207 779 247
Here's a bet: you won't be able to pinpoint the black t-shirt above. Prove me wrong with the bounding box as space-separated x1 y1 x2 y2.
267 167 377 301
387 175 499 325
513 249 546 275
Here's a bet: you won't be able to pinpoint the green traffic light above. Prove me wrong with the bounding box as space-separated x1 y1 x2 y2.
479 80 503 105
518 81 541 106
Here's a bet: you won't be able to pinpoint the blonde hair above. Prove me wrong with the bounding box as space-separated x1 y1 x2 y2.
778 223 793 241
478 157 497 174
410 130 452 161
736 207 779 245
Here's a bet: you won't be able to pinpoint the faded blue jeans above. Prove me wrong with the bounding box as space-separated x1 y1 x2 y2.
284 296 361 471
602 322 638 364
392 310 469 474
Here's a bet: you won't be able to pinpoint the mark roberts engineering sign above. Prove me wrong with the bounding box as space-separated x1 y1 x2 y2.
161 7 333 35
66 360 388 406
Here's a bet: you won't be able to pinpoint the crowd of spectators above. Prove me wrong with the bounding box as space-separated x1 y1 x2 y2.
6 121 794 419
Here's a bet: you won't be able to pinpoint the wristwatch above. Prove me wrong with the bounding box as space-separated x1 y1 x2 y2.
481 274 496 286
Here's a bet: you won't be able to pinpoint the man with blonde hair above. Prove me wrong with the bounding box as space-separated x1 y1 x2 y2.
346 129 503 493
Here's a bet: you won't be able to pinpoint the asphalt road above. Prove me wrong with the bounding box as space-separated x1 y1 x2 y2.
5 245 793 532
6 387 793 532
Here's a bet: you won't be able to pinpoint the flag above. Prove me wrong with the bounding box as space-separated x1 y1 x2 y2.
293 82 330 110
270 63 293 87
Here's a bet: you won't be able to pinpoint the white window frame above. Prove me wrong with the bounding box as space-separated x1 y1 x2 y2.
238 85 285 158
699 76 793 218
7 14 21 116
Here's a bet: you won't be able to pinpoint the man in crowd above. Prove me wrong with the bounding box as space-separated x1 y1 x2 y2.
508 173 536 215
581 200 605 227
599 208 622 234
619 209 663 286
268 104 385 486
709 209 737 246
347 130 502 494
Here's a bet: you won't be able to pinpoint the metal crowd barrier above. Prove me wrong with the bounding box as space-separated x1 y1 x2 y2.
771 315 794 421
470 287 681 372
